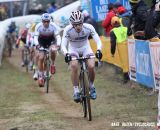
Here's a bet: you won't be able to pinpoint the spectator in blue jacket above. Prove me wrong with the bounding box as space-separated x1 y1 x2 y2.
47 2 57 14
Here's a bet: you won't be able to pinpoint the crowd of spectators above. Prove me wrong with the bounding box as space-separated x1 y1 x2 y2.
0 3 8 21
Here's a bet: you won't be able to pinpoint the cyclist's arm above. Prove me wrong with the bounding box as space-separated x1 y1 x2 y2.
16 34 21 45
33 25 40 46
51 22 62 46
89 24 102 50
61 28 69 55
56 35 61 46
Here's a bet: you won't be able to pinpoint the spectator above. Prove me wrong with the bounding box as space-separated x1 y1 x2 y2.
114 2 132 27
29 3 46 14
82 10 100 36
110 16 129 83
127 0 149 40
115 2 132 17
47 2 57 13
115 2 127 15
102 3 117 36
145 1 160 41
0 4 7 20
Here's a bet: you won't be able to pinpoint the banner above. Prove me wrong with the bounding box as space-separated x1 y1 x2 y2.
128 39 136 81
135 40 154 88
90 36 122 67
91 0 130 21
149 42 160 89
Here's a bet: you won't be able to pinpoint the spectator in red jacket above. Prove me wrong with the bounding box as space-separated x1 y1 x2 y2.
115 2 127 15
102 3 117 36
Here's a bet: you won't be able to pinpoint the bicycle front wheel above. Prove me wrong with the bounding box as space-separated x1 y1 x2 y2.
24 50 29 72
80 72 87 118
83 72 92 121
45 58 50 93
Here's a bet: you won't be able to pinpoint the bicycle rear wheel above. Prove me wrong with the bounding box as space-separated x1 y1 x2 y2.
83 72 92 121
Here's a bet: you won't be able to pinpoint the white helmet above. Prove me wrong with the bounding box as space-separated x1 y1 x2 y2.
69 10 84 24
41 13 51 21
25 23 31 29
155 2 160 11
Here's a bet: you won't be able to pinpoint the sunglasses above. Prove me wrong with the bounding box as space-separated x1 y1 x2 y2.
73 23 83 27
43 20 50 23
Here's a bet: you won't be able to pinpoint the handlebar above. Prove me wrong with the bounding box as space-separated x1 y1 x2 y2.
71 55 95 61
39 47 50 53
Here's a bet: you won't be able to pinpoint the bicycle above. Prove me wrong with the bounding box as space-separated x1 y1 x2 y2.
39 45 58 93
72 55 95 121
23 45 30 72
6 33 13 57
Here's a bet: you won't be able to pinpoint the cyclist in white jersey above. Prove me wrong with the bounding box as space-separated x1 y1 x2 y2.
34 13 61 87
61 10 103 102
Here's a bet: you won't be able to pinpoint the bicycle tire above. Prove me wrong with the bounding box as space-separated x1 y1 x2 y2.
80 72 87 118
83 72 92 121
24 50 29 72
8 39 12 57
45 58 50 93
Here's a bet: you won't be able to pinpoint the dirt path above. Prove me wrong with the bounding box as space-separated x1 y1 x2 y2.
6 50 109 130
4 49 157 130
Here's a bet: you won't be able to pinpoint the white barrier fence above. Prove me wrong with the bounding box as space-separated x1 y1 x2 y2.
0 1 80 66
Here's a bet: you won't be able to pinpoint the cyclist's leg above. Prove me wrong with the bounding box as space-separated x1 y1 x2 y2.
70 59 80 102
21 38 27 66
50 44 57 74
12 32 17 47
87 58 95 84
21 45 25 66
33 48 39 80
37 51 45 86
29 46 34 70
84 45 97 100
87 58 97 100
38 51 45 74
69 48 80 102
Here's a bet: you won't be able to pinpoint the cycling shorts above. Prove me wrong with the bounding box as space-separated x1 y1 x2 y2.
38 35 56 48
68 43 94 58
21 38 26 44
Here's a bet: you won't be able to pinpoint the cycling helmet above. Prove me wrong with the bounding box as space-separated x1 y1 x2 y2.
41 13 51 21
129 0 140 4
69 10 84 24
11 20 15 24
111 16 120 26
25 23 31 29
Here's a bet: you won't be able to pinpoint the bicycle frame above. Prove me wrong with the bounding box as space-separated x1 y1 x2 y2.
23 45 30 72
39 47 51 93
72 55 95 121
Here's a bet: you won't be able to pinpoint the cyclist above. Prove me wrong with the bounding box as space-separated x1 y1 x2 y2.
34 13 61 87
16 23 31 66
6 20 17 51
26 23 36 70
61 10 103 102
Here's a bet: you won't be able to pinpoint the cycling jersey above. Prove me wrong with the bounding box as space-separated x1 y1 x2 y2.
34 22 61 48
61 23 102 56
16 28 29 45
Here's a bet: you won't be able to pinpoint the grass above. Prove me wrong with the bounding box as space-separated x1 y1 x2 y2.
53 55 158 130
0 60 70 130
0 54 158 130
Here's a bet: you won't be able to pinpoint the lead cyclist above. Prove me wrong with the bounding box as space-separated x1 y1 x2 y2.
61 10 103 103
